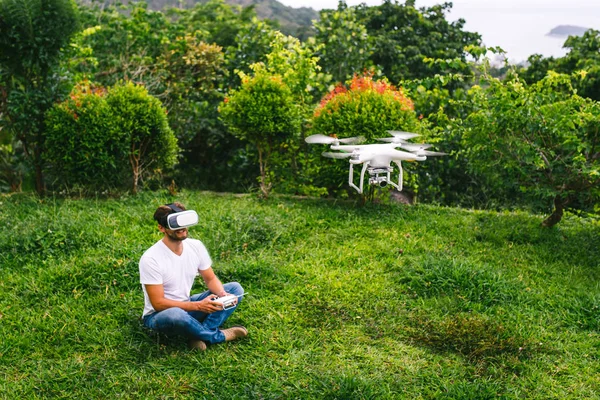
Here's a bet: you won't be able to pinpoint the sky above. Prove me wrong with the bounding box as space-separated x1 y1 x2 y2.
278 0 600 62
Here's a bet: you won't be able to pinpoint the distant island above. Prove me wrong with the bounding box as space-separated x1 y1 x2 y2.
547 25 590 38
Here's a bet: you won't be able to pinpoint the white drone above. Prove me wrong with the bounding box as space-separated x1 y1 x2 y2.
305 131 446 194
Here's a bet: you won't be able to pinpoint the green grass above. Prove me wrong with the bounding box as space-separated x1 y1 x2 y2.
0 191 599 399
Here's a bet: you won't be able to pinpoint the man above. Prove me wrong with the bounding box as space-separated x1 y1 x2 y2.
139 202 247 351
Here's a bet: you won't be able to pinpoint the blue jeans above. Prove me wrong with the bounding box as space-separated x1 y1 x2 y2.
143 282 244 344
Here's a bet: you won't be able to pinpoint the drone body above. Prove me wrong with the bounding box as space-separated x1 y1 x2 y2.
305 131 445 194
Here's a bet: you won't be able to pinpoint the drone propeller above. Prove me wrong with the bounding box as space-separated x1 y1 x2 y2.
376 137 406 144
386 131 421 140
322 151 355 159
417 150 447 156
305 134 364 145
398 143 433 152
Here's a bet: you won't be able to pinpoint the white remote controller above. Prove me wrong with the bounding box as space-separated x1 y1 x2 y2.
212 294 243 310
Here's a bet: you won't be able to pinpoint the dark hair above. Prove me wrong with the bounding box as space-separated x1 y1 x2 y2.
153 202 186 227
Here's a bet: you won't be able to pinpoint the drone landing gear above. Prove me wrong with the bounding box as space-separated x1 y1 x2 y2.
348 161 404 194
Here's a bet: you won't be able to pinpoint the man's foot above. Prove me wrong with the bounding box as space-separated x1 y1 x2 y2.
188 339 207 351
221 326 248 342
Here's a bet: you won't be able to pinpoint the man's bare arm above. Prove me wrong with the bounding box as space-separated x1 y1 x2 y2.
145 284 222 313
200 267 227 297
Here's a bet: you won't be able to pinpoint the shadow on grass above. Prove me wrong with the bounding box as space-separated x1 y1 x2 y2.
472 212 600 272
124 315 192 357
405 310 542 363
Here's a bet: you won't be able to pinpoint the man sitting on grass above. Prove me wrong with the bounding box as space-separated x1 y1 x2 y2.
139 202 247 351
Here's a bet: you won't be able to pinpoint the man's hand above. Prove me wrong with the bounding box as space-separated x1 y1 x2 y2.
195 295 224 313
216 292 239 306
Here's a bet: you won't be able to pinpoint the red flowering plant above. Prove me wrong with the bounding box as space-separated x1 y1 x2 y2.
308 73 422 196
62 80 108 120
313 73 418 141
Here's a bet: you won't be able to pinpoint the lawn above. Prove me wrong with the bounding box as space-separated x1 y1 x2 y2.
0 191 598 399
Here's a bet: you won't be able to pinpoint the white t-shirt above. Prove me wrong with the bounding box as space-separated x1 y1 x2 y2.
139 238 212 317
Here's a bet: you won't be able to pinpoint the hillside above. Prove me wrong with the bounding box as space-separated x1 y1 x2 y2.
78 0 319 38
117 0 320 38
1 191 599 398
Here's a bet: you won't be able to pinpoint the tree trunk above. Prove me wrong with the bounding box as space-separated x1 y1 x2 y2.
257 145 271 198
131 158 140 195
541 195 566 228
34 146 45 196
132 168 139 194
130 147 140 195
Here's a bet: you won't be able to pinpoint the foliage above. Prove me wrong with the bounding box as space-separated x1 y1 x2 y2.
105 82 178 194
0 142 26 192
314 2 373 84
43 81 178 194
219 71 301 197
314 74 416 140
1 191 599 398
224 17 279 89
156 34 226 146
0 0 79 78
459 70 600 226
44 82 124 192
118 0 319 40
354 0 481 84
73 1 272 192
77 2 180 97
520 29 600 102
0 0 80 194
176 0 257 49
253 32 330 196
311 74 421 196
261 32 326 104
398 70 482 206
155 34 241 190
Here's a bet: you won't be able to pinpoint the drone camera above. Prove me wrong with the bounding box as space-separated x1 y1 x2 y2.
369 174 389 188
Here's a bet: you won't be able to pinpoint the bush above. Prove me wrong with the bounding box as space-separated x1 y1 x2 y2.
44 83 125 192
106 82 178 194
219 71 301 197
459 71 600 226
309 74 422 196
44 81 178 194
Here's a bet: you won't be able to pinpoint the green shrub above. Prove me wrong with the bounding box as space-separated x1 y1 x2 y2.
106 82 178 194
219 71 301 197
44 83 124 192
460 71 600 226
44 82 178 194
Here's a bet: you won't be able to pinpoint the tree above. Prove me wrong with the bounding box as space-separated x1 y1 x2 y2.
219 71 301 197
177 0 256 49
44 81 178 194
314 1 372 84
224 17 279 89
461 71 600 227
520 30 600 102
0 0 79 194
354 0 481 84
256 32 330 195
105 82 178 194
76 2 175 91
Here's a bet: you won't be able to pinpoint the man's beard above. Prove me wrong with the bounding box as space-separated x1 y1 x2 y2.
166 228 188 242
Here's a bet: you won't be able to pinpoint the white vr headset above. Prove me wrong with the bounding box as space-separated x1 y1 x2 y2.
160 204 199 230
